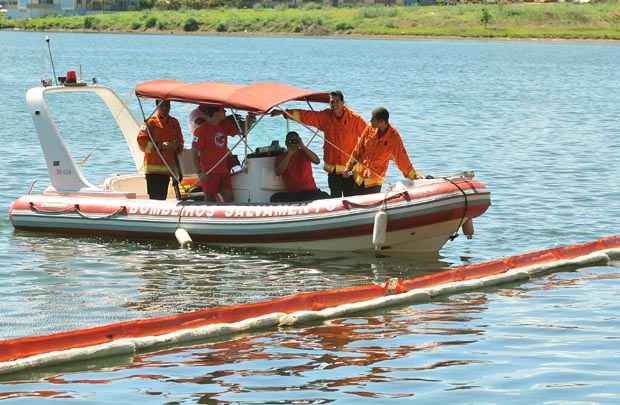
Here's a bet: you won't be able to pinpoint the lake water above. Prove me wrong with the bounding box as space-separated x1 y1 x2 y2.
0 31 619 403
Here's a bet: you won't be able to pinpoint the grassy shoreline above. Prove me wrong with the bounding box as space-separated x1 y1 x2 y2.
2 3 619 40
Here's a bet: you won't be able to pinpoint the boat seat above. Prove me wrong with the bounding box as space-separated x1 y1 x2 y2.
103 173 162 199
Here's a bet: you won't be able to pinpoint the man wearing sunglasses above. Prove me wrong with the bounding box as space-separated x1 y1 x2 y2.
270 131 329 203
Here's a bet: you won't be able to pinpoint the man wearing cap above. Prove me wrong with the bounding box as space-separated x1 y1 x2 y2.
271 91 367 198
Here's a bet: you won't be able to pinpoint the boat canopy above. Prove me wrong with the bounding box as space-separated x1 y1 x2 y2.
134 80 330 113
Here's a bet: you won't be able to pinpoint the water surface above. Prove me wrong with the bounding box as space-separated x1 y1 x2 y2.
0 31 619 403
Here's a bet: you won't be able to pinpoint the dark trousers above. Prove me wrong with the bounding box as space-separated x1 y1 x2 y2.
352 182 382 196
145 174 170 200
270 189 330 203
328 173 355 198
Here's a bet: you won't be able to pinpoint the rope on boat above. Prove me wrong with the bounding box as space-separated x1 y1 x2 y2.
28 202 127 220
28 202 77 215
0 236 618 376
73 205 127 220
444 177 470 241
341 190 410 210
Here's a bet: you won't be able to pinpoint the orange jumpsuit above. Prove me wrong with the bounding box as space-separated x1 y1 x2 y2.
137 114 184 175
287 106 367 174
346 125 417 188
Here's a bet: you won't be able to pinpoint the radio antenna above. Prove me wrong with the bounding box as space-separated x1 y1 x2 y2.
45 36 58 86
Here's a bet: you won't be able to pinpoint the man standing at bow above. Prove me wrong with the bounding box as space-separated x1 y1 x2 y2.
271 91 367 198
137 100 184 200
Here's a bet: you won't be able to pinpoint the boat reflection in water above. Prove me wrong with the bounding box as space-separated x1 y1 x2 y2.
11 231 451 315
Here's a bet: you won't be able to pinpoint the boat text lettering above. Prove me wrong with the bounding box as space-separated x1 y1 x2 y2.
127 202 341 218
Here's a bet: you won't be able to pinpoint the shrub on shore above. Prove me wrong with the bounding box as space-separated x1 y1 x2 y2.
144 15 158 28
0 14 7 28
183 17 200 31
83 16 96 29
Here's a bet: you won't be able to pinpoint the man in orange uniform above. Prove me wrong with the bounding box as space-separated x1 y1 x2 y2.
191 106 252 202
344 107 422 195
137 100 184 200
270 131 329 203
272 91 367 198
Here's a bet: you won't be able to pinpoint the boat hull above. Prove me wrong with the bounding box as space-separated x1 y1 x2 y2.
9 179 491 253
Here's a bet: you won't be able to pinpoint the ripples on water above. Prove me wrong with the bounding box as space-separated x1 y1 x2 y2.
0 32 619 402
4 233 449 336
2 267 619 403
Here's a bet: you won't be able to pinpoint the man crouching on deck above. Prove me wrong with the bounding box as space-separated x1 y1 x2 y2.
191 106 253 202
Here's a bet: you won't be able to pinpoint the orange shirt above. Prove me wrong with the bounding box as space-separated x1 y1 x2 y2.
287 106 367 174
347 125 416 187
137 114 183 175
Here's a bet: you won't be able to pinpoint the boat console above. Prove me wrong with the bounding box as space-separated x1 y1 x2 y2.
176 140 289 203
230 141 287 203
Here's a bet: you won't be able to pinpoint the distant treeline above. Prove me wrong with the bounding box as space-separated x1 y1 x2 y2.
2 2 619 40
140 0 259 10
96 0 613 11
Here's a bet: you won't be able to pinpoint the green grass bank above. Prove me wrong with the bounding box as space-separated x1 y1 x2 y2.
1 2 619 40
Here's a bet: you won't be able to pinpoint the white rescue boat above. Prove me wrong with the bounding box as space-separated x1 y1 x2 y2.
9 79 491 253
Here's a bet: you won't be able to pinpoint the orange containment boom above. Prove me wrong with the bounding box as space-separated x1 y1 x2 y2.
1 235 618 376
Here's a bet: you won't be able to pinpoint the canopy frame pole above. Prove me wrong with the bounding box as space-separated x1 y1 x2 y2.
136 96 182 200
272 102 322 149
200 135 246 178
228 109 267 172
303 98 321 147
274 105 325 151
229 108 252 167
248 113 265 132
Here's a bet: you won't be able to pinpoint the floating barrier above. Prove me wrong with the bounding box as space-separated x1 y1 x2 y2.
0 236 618 376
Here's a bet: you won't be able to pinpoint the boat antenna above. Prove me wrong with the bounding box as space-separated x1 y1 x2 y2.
45 36 58 86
